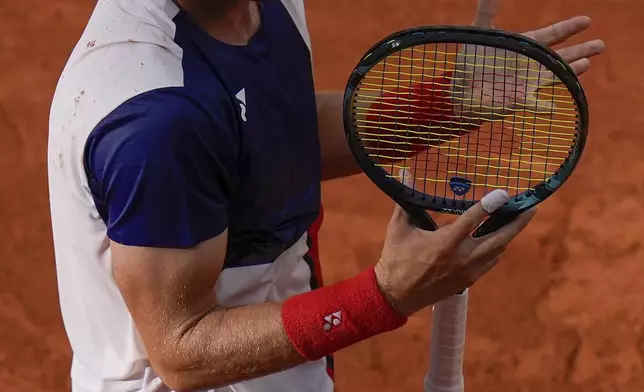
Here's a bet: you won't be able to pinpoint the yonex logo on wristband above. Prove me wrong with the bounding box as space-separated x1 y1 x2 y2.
323 311 342 331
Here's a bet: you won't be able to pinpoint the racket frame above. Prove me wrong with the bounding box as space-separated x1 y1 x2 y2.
343 26 589 230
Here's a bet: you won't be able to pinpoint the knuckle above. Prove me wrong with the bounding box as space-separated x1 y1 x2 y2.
434 239 456 260
550 25 561 41
464 271 481 288
495 244 508 254
438 227 463 246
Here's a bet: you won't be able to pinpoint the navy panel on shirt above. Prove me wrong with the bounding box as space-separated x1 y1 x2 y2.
84 1 321 268
84 88 238 248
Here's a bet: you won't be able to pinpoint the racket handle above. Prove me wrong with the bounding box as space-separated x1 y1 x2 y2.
424 290 468 392
398 201 439 231
472 211 519 238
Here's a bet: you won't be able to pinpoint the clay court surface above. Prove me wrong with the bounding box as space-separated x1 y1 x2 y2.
0 0 642 391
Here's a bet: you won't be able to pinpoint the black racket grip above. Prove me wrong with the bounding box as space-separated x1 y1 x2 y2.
398 201 438 232
472 211 520 238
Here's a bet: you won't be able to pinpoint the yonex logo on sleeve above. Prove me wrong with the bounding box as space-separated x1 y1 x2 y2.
323 311 342 331
235 88 247 122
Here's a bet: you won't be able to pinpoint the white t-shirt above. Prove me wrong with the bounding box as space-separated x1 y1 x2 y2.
48 1 331 391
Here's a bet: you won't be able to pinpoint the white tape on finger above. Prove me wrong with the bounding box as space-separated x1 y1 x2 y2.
480 189 510 214
424 290 469 392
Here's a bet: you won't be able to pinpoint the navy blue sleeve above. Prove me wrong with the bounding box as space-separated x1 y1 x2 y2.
84 89 238 249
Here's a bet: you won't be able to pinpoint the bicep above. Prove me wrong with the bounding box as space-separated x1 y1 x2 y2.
111 231 228 359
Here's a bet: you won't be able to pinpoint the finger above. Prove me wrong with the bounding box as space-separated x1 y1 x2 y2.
556 39 606 64
524 15 592 46
542 58 592 79
443 189 511 246
390 202 406 225
518 99 556 115
471 207 537 256
519 92 557 114
465 247 506 287
389 168 416 226
472 0 501 28
569 58 591 76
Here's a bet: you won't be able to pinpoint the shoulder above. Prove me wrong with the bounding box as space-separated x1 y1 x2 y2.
86 88 236 167
49 1 185 138
280 0 311 49
82 88 238 248
86 89 218 153
49 0 240 177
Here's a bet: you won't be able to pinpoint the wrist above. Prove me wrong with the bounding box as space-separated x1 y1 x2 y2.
374 260 421 317
281 266 407 361
373 261 405 316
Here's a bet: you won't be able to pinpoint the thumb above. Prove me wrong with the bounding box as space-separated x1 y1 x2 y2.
444 189 511 245
522 69 558 114
526 95 557 115
472 0 500 28
519 87 557 114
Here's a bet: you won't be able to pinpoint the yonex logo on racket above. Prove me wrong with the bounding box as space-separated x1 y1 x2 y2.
449 177 473 196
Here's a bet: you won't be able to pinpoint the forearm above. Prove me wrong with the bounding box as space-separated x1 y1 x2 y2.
159 268 407 391
316 91 361 181
167 302 305 390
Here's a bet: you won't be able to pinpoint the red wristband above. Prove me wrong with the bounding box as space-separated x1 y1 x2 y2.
281 266 407 361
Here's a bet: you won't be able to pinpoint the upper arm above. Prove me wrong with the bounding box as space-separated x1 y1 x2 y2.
85 90 237 248
85 90 237 368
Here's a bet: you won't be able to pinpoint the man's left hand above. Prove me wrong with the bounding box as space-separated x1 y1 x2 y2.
474 0 606 76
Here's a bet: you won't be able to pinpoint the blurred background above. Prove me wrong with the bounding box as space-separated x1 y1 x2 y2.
1 0 642 391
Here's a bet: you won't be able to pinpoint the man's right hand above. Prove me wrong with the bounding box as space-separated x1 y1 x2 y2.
374 170 537 317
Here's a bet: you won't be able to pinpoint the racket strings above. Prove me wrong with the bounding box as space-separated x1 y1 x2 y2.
351 42 580 202
355 87 577 114
363 71 566 92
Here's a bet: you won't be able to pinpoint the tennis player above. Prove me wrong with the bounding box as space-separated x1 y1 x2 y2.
47 0 604 391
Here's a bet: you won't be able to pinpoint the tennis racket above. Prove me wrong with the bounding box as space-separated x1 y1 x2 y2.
342 26 589 392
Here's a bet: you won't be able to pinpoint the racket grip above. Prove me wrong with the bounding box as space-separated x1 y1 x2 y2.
398 201 439 232
472 212 519 238
424 290 468 392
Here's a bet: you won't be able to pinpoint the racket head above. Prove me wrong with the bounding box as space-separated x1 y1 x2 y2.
343 26 589 217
